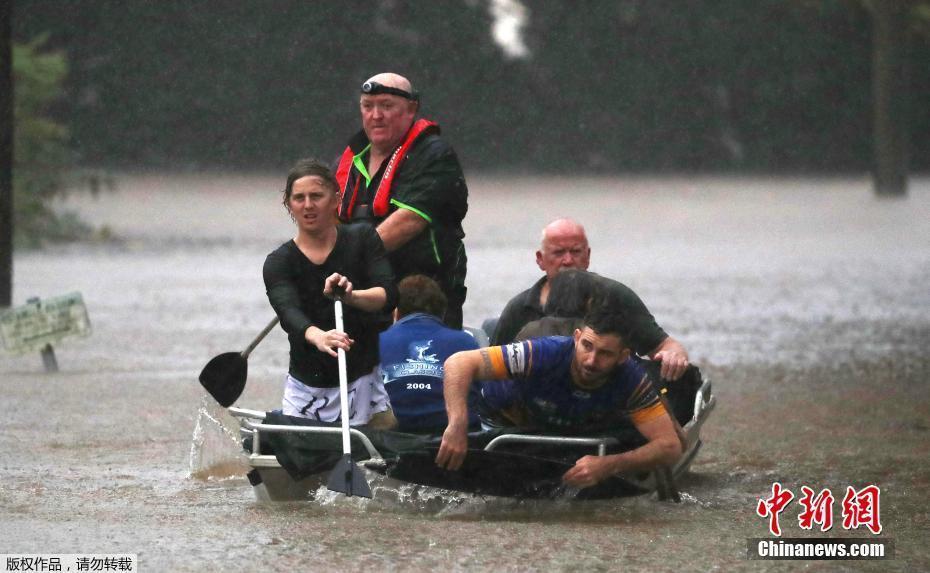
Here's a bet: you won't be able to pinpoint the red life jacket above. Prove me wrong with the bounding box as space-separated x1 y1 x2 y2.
335 119 439 220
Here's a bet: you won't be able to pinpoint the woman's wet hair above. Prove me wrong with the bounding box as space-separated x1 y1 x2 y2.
282 158 339 209
396 274 447 319
544 269 606 318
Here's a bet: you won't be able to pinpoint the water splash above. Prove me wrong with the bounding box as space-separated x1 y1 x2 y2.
189 395 249 481
305 473 597 519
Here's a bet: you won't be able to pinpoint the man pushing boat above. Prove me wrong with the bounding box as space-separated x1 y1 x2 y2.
435 306 683 489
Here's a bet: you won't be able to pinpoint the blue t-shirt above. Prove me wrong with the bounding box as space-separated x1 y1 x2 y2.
480 336 665 433
379 313 481 433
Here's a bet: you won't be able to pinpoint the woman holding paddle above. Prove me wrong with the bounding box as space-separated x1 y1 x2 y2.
263 158 398 428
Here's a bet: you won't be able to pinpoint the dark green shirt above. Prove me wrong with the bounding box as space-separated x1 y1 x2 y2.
493 274 669 356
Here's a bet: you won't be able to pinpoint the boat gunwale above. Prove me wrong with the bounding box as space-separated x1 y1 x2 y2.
227 375 714 499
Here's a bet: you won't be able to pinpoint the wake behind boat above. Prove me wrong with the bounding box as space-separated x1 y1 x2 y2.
229 359 716 502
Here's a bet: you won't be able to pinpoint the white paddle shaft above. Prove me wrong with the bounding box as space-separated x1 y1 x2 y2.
334 298 351 454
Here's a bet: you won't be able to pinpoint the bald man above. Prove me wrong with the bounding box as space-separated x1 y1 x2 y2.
491 218 591 345
334 72 469 329
491 218 690 381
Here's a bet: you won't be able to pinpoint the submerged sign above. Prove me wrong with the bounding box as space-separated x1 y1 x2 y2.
0 292 92 354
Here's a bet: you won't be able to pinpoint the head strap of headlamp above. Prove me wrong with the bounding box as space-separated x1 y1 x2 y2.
361 81 419 102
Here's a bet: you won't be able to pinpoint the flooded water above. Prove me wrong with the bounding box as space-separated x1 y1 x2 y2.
2 174 928 571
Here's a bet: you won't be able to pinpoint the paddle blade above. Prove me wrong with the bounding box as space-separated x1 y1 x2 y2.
198 352 248 407
327 453 372 498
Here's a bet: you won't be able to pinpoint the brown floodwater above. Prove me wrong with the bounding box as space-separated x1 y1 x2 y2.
1 174 928 571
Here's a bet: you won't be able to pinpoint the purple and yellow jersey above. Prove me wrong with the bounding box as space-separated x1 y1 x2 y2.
483 336 667 432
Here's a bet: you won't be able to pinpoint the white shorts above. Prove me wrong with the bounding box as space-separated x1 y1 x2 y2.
282 367 391 426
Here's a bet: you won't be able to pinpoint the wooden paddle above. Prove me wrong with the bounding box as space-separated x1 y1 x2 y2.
198 317 279 407
325 289 372 498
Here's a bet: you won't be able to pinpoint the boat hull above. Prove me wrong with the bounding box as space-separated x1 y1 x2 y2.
230 363 715 502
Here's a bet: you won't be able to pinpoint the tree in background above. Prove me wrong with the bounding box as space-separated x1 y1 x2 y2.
1 1 12 307
11 2 930 177
12 36 91 247
865 0 930 196
866 0 909 196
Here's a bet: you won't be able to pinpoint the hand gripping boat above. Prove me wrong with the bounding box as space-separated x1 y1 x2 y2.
230 360 716 502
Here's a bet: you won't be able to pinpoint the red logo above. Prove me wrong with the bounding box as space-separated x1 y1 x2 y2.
757 482 795 537
757 483 883 537
798 486 835 532
842 485 882 534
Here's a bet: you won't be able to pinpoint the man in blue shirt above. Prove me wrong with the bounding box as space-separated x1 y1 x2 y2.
379 275 481 433
435 307 682 489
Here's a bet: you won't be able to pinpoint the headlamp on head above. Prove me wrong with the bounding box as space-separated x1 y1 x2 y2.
361 81 419 102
